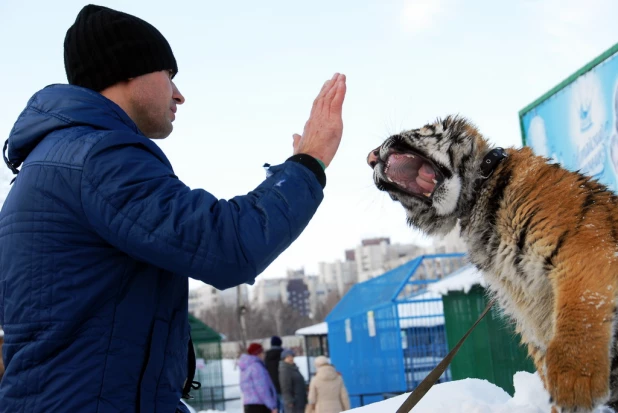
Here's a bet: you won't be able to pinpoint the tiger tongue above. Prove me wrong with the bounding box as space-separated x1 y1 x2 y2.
416 162 436 192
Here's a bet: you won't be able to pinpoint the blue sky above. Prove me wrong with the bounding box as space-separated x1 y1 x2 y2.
1 0 617 289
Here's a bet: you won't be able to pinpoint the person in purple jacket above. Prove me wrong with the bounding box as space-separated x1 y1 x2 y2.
239 343 279 413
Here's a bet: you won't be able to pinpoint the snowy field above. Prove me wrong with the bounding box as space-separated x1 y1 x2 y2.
349 371 613 413
196 365 614 413
349 372 552 412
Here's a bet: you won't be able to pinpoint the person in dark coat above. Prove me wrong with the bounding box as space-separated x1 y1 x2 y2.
0 5 347 413
265 336 285 411
279 349 308 413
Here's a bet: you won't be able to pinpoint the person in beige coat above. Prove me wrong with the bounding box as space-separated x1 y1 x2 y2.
306 356 350 413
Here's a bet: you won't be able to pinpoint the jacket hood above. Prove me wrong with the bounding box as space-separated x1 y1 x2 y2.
238 354 262 371
315 364 338 381
5 84 140 171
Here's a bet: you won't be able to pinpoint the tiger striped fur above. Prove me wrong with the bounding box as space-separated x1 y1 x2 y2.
367 116 618 413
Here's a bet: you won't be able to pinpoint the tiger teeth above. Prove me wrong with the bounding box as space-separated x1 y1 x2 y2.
432 179 437 184
424 193 431 197
405 154 415 158
387 177 393 182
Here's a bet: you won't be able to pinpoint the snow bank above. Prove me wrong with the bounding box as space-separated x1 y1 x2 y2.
348 371 618 413
218 357 612 413
427 265 487 296
349 371 548 412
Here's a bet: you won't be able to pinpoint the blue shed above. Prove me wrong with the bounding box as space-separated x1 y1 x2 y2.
325 253 466 408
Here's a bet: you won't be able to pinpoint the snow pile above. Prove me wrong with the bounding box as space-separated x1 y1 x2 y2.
210 363 616 413
349 371 611 413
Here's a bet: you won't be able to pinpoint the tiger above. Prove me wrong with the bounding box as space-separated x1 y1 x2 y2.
367 115 618 413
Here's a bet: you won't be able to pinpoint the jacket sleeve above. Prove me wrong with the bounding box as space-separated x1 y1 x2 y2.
80 133 323 288
279 365 294 406
339 377 351 411
250 363 277 410
307 377 317 405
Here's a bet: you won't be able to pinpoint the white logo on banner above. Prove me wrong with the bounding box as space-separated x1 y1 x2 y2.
570 72 608 177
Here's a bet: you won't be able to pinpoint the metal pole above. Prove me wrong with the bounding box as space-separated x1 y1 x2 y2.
305 336 310 381
237 286 247 351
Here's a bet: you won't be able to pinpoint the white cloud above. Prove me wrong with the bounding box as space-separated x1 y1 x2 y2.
401 0 445 33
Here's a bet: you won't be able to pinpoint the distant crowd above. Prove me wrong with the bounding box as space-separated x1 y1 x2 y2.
239 336 351 413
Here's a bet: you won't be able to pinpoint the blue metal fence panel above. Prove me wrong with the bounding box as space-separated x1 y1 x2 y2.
398 292 451 389
326 254 467 408
328 303 406 408
327 258 422 323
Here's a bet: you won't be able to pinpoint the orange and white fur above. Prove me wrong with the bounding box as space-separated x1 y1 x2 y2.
368 116 618 413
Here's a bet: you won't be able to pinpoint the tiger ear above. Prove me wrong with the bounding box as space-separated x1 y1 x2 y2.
438 115 463 137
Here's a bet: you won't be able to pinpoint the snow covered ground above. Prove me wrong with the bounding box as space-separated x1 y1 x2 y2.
207 364 613 413
350 372 549 413
350 371 615 413
197 264 610 413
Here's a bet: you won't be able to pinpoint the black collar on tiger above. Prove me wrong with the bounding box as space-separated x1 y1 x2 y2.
475 148 507 191
480 148 508 179
467 147 508 220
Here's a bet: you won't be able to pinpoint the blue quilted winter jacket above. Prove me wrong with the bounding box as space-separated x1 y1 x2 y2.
0 85 324 412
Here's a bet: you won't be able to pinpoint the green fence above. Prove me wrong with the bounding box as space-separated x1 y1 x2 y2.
442 285 535 395
185 314 225 412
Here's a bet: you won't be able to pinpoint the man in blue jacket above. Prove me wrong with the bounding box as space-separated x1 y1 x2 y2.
0 5 346 413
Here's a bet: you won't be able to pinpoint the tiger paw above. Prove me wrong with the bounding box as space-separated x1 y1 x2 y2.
545 340 610 412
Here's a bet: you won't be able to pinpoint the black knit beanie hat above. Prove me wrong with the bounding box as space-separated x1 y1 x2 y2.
64 4 178 92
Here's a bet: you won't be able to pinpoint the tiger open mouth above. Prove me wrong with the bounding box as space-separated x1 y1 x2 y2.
381 150 444 201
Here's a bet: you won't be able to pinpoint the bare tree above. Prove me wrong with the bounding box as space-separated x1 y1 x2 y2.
312 290 342 322
200 300 315 341
236 286 247 351
200 304 240 340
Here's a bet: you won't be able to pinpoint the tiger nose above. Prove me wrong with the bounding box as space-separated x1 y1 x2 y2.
367 147 380 168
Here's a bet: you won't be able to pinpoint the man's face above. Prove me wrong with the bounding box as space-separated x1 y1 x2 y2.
127 70 185 139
